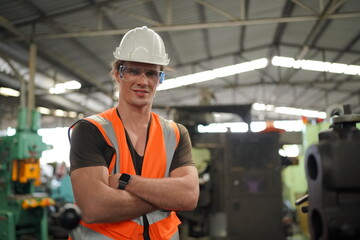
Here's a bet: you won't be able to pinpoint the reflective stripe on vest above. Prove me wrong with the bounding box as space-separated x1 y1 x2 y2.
78 109 181 239
86 114 120 174
72 225 180 240
86 114 178 177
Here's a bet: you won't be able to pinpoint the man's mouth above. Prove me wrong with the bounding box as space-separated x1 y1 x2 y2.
133 89 149 96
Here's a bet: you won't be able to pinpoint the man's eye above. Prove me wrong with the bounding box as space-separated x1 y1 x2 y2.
146 71 157 77
128 68 140 75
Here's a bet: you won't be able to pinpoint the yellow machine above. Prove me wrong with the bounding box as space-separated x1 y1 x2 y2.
0 108 55 240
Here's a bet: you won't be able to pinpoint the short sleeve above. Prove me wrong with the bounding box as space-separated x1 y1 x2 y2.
69 120 114 174
169 123 195 172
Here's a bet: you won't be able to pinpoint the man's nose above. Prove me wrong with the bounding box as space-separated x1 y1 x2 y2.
137 71 149 85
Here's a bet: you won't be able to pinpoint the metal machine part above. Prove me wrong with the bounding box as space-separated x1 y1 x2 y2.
181 131 285 240
0 108 54 240
305 105 360 240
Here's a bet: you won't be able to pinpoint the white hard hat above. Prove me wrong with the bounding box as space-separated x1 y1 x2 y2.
113 26 170 66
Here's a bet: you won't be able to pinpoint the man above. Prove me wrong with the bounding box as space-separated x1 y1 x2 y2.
69 26 199 240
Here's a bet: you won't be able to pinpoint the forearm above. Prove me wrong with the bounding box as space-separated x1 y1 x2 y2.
125 166 199 211
81 183 157 223
71 166 157 223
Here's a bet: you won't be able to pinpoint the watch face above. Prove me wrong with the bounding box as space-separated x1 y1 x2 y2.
120 174 131 182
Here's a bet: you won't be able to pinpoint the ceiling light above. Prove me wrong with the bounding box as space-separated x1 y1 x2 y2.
64 80 81 89
197 120 303 133
67 111 78 118
0 87 20 97
252 103 275 111
198 123 229 133
344 65 360 75
272 56 294 68
49 80 81 94
253 102 326 119
37 107 51 115
54 109 67 117
49 84 66 94
274 106 326 119
158 58 268 91
300 60 331 72
271 56 360 75
329 63 348 74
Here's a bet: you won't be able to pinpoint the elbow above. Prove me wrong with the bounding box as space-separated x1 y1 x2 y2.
77 203 104 224
182 188 200 211
79 207 98 224
188 194 200 211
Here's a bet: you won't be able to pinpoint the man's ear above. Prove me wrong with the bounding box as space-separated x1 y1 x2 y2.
115 69 122 82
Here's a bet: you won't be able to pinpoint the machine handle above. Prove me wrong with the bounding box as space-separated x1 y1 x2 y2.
295 194 308 206
58 203 82 230
56 203 82 240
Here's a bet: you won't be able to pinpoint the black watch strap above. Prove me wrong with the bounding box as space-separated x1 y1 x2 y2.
118 173 132 190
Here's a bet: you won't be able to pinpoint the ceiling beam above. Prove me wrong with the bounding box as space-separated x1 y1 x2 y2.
0 14 112 99
195 0 238 21
269 0 346 105
0 15 29 41
197 2 212 58
12 0 121 27
12 12 359 40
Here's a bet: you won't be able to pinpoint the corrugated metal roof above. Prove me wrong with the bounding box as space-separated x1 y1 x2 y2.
0 0 360 128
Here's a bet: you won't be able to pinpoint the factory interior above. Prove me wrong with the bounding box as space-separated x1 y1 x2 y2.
1 0 360 239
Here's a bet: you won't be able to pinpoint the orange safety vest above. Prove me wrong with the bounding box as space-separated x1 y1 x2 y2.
70 108 181 240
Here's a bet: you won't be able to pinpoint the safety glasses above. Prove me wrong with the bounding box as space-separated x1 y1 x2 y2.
119 65 165 84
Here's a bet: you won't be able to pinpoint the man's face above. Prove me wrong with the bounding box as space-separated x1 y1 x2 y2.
116 61 161 108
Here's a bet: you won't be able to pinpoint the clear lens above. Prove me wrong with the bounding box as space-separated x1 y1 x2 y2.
120 66 163 83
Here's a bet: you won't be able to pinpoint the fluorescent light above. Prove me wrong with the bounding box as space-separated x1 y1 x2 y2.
158 58 268 91
300 60 331 72
197 120 303 133
198 123 228 133
49 83 66 94
344 65 360 75
67 111 78 118
329 63 348 74
271 56 360 75
49 80 81 94
272 56 294 68
252 103 275 111
37 107 51 115
158 56 357 92
274 106 326 118
54 109 67 117
64 80 81 89
252 103 326 119
0 87 20 97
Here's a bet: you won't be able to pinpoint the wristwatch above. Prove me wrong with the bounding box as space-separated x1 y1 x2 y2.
118 173 132 190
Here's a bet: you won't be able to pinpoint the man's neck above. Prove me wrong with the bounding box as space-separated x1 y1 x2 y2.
116 103 151 130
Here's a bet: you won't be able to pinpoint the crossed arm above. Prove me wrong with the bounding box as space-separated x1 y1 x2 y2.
70 165 199 224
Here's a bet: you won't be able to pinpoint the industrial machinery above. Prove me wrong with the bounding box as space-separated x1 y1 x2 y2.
171 104 287 240
185 131 285 240
303 104 360 240
0 107 54 240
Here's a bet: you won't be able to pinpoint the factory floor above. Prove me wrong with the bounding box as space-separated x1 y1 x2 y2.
18 232 309 240
179 221 310 240
17 221 310 240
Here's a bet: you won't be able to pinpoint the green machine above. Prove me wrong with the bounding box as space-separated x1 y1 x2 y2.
0 107 55 240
